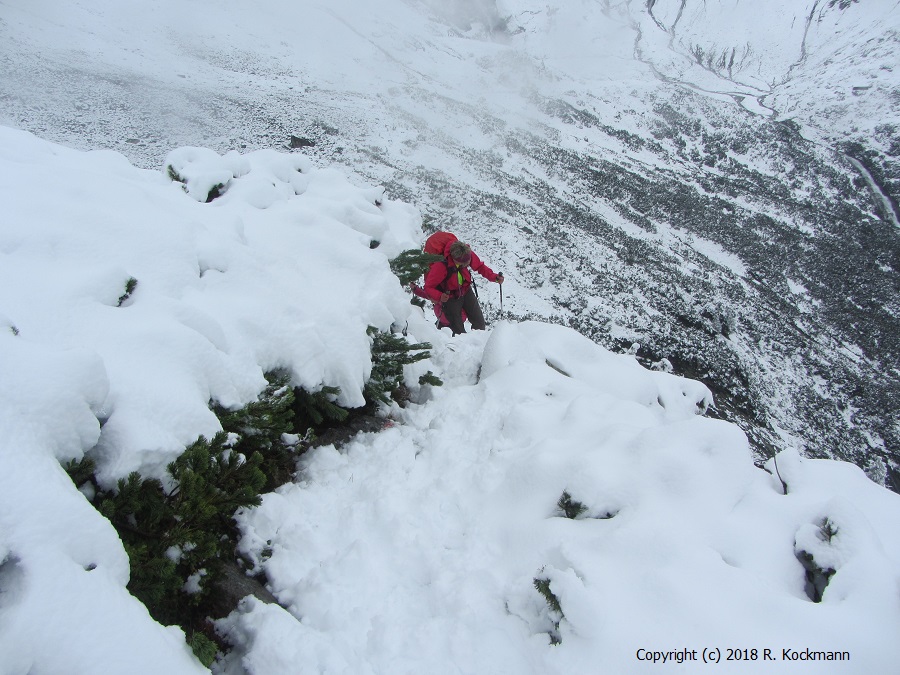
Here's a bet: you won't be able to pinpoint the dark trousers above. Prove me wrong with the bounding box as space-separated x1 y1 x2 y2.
442 289 485 334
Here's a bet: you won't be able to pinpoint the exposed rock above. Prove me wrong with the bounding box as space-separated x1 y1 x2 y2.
206 559 279 620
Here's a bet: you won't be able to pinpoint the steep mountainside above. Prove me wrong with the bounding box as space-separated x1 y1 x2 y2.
1 0 897 485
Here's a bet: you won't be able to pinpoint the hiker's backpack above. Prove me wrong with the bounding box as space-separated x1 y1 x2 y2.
422 231 480 300
423 231 461 289
424 231 457 257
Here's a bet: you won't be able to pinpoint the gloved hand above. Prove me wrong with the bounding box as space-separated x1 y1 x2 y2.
496 274 504 284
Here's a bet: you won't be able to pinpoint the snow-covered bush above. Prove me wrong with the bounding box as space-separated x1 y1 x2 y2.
66 431 266 662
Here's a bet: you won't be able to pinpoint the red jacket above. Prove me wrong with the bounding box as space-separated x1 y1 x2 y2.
422 241 499 302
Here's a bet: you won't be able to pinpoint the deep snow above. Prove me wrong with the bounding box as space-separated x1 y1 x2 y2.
1 0 899 672
1 127 899 674
3 0 896 475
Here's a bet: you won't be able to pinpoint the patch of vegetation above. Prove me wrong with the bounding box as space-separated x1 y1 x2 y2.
165 164 226 202
796 549 835 603
796 518 840 603
417 371 443 387
188 633 218 668
67 431 265 661
204 182 226 203
389 248 444 286
166 164 185 184
63 315 442 664
556 491 587 519
365 327 440 405
293 384 349 427
117 277 138 307
533 575 564 645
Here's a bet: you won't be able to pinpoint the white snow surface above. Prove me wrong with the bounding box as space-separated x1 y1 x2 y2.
1 127 900 673
1 0 900 672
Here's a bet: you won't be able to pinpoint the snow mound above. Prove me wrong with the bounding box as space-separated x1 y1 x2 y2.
228 320 900 674
0 126 419 673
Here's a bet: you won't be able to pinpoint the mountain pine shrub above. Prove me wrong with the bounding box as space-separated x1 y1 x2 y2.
293 384 349 427
556 491 587 519
796 517 840 602
165 164 226 202
215 370 358 490
820 517 838 542
533 575 563 645
166 164 185 184
62 321 438 662
66 432 267 662
389 248 443 286
418 371 443 387
204 183 226 203
365 326 437 405
96 432 266 626
117 277 138 307
188 633 218 668
215 370 295 456
215 370 298 491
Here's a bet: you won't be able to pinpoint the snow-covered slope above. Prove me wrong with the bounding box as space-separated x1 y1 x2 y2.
0 126 415 673
637 0 898 102
1 1 900 670
2 127 900 673
2 0 896 481
227 321 900 674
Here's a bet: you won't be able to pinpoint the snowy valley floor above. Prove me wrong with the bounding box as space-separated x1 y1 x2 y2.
1 128 899 674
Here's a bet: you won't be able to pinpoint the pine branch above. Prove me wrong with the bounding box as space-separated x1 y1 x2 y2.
365 327 435 405
389 248 443 286
557 491 587 519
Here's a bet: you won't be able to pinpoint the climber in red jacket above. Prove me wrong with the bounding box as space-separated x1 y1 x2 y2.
421 240 503 335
